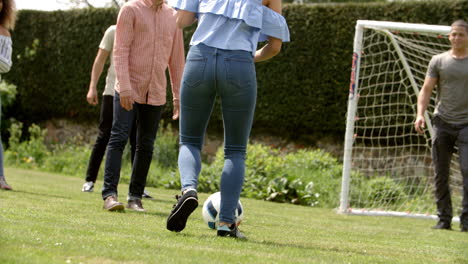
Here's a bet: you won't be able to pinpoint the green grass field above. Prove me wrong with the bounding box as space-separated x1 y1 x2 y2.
0 167 467 264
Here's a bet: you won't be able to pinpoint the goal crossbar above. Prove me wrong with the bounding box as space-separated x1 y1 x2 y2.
356 20 450 35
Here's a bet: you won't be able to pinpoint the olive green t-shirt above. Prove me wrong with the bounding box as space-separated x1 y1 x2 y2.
426 51 468 125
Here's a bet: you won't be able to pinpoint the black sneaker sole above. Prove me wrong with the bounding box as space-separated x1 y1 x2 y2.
166 197 198 232
217 230 231 237
217 228 247 239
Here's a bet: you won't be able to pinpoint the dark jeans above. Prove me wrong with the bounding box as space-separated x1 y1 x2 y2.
102 92 163 200
432 116 468 224
85 95 136 183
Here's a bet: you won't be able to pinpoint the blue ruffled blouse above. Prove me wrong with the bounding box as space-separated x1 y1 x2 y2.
168 0 290 53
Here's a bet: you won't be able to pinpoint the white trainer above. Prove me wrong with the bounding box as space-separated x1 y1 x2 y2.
142 189 154 199
82 181 94 192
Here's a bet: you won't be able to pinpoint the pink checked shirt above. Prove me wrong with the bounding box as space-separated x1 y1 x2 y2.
114 0 185 106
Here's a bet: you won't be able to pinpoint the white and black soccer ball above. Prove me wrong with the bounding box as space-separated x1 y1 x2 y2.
202 192 244 229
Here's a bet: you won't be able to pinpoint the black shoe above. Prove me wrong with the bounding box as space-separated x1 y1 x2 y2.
431 221 452 230
166 190 198 232
461 226 468 232
217 224 247 240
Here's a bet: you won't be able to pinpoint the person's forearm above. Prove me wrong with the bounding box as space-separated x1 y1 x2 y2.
89 49 108 91
89 61 105 91
416 88 431 118
176 10 196 29
87 51 107 105
416 77 437 118
168 29 185 102
254 39 282 63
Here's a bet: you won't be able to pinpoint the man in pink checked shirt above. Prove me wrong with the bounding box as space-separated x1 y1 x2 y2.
101 0 185 212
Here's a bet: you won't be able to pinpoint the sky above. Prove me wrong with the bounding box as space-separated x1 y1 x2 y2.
16 0 109 11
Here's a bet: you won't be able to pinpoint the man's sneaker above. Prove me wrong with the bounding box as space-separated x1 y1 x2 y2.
431 221 452 230
127 199 145 212
82 181 94 192
142 189 153 199
0 178 12 190
103 195 124 211
217 224 247 239
166 190 198 232
461 225 468 232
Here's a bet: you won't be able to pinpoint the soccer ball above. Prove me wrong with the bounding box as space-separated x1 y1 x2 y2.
202 192 244 229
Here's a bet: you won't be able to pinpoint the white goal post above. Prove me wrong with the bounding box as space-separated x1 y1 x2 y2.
340 20 462 223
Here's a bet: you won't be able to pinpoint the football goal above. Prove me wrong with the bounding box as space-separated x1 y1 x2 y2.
340 20 462 222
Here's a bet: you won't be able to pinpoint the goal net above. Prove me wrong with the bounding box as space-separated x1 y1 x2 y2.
340 20 462 222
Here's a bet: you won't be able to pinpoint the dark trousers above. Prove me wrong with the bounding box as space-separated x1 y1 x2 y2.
85 95 136 183
102 92 163 200
432 116 468 225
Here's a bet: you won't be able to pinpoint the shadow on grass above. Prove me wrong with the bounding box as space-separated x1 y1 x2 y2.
124 209 169 218
169 230 371 257
10 189 70 200
144 197 176 205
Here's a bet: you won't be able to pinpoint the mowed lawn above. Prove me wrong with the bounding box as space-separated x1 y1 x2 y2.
0 168 467 264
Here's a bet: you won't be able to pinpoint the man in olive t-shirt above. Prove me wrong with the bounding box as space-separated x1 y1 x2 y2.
415 20 468 232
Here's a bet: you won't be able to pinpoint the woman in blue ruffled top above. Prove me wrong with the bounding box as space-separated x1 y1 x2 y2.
0 0 15 191
166 0 289 239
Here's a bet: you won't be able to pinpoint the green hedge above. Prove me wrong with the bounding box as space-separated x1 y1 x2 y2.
5 8 118 126
4 1 468 142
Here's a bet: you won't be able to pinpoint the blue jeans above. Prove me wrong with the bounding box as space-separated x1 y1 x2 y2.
432 116 468 225
102 92 163 200
178 44 257 224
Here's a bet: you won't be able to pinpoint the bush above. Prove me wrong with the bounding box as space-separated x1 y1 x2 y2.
0 80 17 147
43 143 91 177
5 121 49 168
0 81 17 109
152 122 179 169
350 173 410 209
199 144 343 207
367 177 407 205
279 149 343 207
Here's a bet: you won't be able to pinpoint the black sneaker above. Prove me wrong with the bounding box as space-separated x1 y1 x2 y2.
166 190 198 232
431 221 452 230
461 225 468 232
217 224 247 240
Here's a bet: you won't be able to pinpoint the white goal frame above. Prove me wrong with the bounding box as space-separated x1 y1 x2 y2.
339 20 460 223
